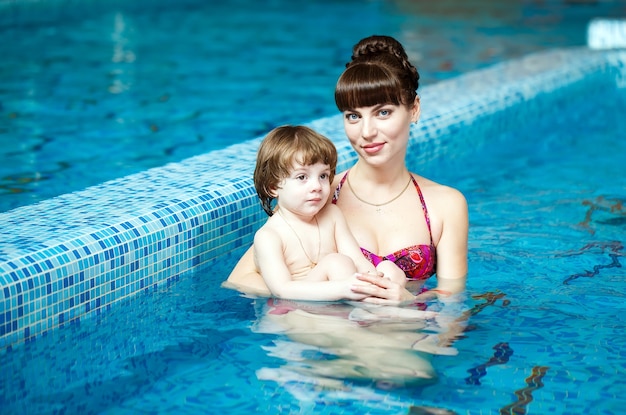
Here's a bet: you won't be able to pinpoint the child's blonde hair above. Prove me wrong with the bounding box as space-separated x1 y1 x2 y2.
254 125 337 216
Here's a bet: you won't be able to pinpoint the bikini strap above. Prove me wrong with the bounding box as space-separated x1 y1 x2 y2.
336 171 433 246
332 170 349 205
411 175 434 247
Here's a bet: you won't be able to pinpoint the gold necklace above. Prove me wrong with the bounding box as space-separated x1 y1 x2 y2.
347 172 412 213
277 209 321 267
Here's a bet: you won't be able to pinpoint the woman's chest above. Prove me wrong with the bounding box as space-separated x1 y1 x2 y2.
344 203 433 255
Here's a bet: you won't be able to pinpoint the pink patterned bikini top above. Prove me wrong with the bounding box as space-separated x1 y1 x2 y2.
332 171 436 281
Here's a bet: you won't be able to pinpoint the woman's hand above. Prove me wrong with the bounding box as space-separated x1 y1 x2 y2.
351 273 416 305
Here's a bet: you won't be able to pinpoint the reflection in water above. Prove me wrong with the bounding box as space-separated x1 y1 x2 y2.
109 12 136 94
251 297 468 391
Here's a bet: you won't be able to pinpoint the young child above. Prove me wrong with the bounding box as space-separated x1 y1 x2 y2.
253 125 406 301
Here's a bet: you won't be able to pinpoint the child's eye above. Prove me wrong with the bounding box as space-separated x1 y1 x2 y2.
295 174 306 181
320 173 329 180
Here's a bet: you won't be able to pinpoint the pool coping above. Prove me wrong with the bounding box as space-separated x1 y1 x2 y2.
1 46 625 349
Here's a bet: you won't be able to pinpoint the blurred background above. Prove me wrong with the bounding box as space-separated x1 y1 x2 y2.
1 0 626 212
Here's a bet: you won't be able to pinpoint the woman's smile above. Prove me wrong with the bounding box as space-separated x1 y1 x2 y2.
361 142 385 155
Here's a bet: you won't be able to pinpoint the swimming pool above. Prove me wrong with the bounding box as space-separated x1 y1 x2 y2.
1 43 625 413
3 0 626 212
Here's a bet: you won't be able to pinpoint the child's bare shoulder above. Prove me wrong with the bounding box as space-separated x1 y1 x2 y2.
253 217 283 245
316 204 348 234
317 203 343 220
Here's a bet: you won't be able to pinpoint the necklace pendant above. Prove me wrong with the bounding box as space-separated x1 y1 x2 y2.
376 207 382 214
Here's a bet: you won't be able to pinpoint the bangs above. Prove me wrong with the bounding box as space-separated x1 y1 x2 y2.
335 63 403 111
292 136 336 170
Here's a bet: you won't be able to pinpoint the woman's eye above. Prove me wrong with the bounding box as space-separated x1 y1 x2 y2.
379 109 391 117
345 113 359 122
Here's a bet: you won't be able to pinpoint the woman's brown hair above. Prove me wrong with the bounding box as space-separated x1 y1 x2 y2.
335 35 420 112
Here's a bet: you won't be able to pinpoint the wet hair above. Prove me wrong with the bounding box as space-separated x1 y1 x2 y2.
335 35 420 112
254 125 337 216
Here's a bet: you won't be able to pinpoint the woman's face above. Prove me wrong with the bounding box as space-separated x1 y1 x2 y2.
342 99 420 166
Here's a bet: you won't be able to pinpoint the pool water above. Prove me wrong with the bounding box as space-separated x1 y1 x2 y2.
3 0 626 212
0 61 624 415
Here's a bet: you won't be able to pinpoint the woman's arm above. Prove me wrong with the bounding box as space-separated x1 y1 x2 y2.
222 245 272 297
433 186 468 284
412 185 468 302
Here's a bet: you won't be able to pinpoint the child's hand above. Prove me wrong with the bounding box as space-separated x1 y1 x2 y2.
344 272 378 301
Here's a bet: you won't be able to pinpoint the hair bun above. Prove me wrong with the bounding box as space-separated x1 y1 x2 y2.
347 35 419 92
350 35 408 63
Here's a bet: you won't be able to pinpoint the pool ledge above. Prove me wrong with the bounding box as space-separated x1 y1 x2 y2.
1 47 625 349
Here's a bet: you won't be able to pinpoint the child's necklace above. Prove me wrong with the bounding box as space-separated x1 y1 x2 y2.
278 209 321 267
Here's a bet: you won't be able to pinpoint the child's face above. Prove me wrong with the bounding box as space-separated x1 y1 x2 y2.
274 160 331 217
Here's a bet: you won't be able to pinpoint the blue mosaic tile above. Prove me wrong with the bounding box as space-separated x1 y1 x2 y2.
1 47 626 349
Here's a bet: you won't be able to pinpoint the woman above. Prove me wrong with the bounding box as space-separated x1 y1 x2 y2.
225 35 468 304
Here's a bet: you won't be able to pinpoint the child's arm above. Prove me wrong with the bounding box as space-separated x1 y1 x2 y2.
254 227 368 301
328 204 378 275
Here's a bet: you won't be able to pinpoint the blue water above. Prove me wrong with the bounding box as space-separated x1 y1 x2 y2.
3 0 626 212
1 65 624 414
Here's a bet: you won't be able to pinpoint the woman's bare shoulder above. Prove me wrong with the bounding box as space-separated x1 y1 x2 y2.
413 174 467 210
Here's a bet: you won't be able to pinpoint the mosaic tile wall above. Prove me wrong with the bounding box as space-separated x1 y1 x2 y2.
1 46 624 349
